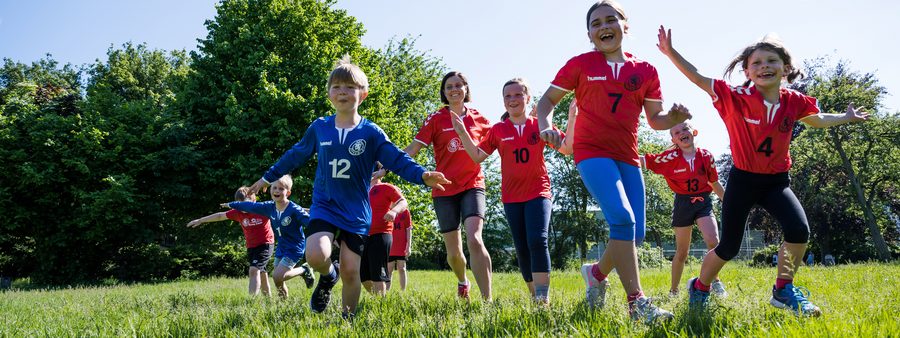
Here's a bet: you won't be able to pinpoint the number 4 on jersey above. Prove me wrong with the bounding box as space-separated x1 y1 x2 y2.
757 137 774 157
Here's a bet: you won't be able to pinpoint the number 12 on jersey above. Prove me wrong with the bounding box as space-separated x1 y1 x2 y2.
329 158 351 179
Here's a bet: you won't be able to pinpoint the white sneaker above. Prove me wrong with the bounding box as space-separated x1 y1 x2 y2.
629 296 674 324
711 280 728 298
580 263 609 309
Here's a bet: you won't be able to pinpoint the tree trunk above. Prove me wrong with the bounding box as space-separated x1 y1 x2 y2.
830 130 891 260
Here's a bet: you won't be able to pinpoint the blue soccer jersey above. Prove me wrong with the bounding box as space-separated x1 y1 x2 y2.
228 200 309 262
262 116 427 235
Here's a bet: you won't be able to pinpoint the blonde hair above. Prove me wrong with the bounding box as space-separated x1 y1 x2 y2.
327 55 369 91
667 121 696 150
273 175 293 191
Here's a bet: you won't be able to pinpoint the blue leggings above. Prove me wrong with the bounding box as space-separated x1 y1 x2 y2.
577 158 646 244
503 197 552 282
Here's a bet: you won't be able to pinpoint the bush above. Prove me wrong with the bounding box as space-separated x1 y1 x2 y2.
751 244 780 267
637 243 668 269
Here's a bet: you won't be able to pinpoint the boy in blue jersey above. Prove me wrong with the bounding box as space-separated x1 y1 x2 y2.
248 57 451 318
225 175 314 299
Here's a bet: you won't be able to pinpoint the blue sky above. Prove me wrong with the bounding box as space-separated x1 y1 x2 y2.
2 0 898 157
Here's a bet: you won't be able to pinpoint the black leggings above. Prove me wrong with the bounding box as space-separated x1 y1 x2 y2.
714 168 809 261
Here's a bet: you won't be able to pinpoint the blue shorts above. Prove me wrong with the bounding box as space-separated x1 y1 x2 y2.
576 158 646 244
273 256 299 269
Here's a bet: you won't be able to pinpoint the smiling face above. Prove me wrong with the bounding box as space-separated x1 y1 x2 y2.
443 75 468 106
328 81 367 114
269 180 291 203
587 5 626 56
503 82 530 118
669 122 696 149
744 48 787 89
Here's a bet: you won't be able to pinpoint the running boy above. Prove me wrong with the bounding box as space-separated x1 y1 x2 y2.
247 57 450 319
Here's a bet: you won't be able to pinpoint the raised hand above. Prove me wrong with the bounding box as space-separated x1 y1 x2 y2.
657 25 675 56
219 203 231 208
248 178 269 195
540 129 563 148
383 210 397 223
844 102 869 123
187 219 202 228
669 103 692 123
422 171 452 191
449 109 466 135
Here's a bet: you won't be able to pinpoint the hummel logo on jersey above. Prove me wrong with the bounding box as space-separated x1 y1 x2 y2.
744 117 760 125
654 152 679 164
501 137 514 141
674 168 687 173
443 128 456 132
587 75 607 81
320 141 332 146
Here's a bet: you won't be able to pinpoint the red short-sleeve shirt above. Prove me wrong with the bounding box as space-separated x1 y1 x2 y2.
389 210 412 257
711 79 819 174
645 148 719 195
368 183 403 234
478 117 558 203
414 106 491 197
551 51 663 166
225 209 274 248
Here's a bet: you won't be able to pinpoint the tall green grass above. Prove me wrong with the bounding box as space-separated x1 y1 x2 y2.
2 263 898 337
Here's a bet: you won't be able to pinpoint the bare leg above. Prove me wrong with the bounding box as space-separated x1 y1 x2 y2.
607 239 641 295
397 260 408 290
339 244 363 314
248 267 261 296
442 230 468 283
385 261 395 292
670 226 692 293
272 265 291 299
696 215 721 280
371 281 386 296
465 215 492 301
306 232 335 274
260 270 271 297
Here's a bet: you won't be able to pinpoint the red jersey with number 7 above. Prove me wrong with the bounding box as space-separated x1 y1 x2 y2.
478 117 559 203
551 51 663 167
644 148 719 195
710 79 818 174
414 106 491 197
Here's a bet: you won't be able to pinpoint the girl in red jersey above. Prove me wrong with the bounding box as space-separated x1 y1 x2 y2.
404 71 493 300
362 163 408 296
642 121 726 297
451 78 574 304
386 209 412 291
658 27 868 316
535 0 690 323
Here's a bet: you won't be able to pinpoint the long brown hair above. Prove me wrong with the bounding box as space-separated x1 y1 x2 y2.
585 0 628 29
724 36 803 87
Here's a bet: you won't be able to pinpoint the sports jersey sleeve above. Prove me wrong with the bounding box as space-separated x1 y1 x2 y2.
476 125 499 155
795 95 820 120
705 151 720 183
375 129 426 186
642 152 667 175
228 201 270 216
711 79 737 119
550 56 581 92
224 209 240 222
263 122 317 183
643 66 663 102
413 114 436 146
290 203 311 227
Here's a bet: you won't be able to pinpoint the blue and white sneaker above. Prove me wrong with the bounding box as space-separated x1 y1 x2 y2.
770 283 821 317
686 277 710 309
711 280 728 298
629 296 674 324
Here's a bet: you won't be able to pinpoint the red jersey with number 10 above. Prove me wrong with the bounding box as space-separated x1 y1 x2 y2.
414 106 491 197
644 148 719 195
551 51 663 167
711 79 818 174
478 117 559 203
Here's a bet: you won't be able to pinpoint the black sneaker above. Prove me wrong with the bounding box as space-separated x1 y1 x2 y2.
310 262 339 313
299 262 315 288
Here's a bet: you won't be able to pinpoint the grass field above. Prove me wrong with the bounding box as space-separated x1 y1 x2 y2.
2 262 899 337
